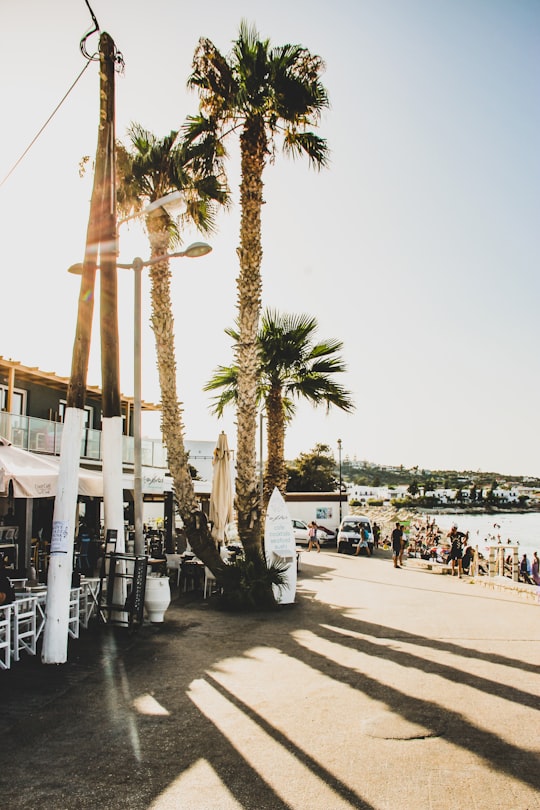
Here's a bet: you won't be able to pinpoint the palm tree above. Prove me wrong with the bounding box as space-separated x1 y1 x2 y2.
117 124 228 570
205 309 354 506
186 21 329 557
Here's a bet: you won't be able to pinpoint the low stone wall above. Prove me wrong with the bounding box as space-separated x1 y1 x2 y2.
471 575 540 604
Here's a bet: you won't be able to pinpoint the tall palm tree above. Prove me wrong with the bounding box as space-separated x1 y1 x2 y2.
187 21 329 558
205 309 354 506
117 124 228 570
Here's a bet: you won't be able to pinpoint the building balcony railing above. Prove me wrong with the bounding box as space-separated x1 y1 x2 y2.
0 412 168 469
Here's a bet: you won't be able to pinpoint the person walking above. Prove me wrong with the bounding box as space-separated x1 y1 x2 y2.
448 526 465 577
372 522 381 548
354 524 371 557
307 521 320 553
391 522 403 568
520 554 532 584
532 551 540 585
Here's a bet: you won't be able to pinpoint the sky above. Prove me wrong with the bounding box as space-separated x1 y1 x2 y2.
1 0 539 477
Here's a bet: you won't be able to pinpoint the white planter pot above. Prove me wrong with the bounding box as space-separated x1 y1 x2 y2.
144 574 171 623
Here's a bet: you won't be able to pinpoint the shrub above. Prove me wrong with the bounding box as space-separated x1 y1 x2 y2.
218 552 289 611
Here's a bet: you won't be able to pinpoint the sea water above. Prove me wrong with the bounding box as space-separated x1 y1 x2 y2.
424 512 540 560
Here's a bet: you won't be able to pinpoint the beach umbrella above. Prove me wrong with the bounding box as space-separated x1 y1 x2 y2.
0 436 103 498
209 431 234 544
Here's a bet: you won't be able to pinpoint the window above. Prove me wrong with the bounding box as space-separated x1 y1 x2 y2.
58 401 94 428
0 386 26 415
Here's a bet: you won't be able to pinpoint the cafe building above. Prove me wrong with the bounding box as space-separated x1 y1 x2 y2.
0 356 214 576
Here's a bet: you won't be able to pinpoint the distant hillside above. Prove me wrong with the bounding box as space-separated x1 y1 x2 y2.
340 460 540 490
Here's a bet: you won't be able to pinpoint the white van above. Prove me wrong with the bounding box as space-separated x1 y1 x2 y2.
337 515 373 555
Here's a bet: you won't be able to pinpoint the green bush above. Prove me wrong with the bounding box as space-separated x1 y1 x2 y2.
218 552 290 611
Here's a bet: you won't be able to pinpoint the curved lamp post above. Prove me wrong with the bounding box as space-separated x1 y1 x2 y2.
69 241 212 556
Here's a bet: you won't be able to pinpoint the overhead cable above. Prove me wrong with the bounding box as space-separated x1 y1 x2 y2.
0 60 93 189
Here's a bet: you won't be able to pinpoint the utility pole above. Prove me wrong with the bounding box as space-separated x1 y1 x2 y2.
97 33 125 560
42 32 118 663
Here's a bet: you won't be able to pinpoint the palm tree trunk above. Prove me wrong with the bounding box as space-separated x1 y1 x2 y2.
264 386 287 505
236 120 266 558
147 218 222 572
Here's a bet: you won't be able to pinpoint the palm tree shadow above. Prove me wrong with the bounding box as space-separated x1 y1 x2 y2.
1 586 538 809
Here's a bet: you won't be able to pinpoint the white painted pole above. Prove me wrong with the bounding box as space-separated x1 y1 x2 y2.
102 417 126 551
42 407 85 663
102 416 127 620
133 257 144 556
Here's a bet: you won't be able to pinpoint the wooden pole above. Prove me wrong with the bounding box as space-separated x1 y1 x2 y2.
42 33 117 664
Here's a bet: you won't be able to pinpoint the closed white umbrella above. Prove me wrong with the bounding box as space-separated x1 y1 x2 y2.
209 431 234 544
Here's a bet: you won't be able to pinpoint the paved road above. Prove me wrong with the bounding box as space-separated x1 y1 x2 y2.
2 549 539 809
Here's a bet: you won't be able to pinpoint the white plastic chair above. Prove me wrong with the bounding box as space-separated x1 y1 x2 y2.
203 567 218 599
12 595 37 661
0 604 11 670
69 588 80 639
165 554 182 587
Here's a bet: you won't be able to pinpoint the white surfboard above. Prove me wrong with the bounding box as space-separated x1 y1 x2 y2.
264 487 297 604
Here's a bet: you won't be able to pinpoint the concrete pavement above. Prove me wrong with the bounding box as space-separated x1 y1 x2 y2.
2 548 539 809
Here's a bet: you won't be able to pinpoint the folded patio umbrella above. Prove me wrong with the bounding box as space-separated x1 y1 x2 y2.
209 431 234 544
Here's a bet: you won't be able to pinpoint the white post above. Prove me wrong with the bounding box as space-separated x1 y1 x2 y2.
102 416 127 620
42 407 85 663
133 258 144 556
102 417 125 551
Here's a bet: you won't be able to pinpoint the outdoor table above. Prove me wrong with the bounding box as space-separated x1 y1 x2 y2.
9 578 28 590
179 557 205 592
0 543 18 569
14 586 80 642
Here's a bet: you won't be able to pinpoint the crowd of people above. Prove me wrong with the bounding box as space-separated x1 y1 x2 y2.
390 518 539 585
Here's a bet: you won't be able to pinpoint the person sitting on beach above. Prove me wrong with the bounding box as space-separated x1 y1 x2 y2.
462 542 475 575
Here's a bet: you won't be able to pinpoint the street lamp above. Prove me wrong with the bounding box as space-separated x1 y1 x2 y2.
259 411 265 506
337 439 343 524
69 240 212 556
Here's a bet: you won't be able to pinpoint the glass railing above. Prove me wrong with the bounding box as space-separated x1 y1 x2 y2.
0 412 167 468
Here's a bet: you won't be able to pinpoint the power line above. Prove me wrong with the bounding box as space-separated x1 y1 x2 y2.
0 59 93 189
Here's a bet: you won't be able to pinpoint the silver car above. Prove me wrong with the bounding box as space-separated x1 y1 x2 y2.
292 520 336 546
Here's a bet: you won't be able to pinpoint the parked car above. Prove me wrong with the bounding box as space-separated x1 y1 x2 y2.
292 519 336 546
337 515 373 555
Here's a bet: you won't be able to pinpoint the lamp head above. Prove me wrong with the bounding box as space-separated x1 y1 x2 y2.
182 242 212 258
68 263 84 276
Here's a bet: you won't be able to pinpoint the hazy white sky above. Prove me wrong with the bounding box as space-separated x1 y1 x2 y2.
1 0 538 476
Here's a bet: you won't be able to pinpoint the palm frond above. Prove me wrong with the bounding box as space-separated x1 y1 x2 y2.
283 130 330 169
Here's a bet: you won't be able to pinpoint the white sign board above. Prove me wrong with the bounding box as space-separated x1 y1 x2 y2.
50 520 70 554
142 467 166 494
264 487 297 604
